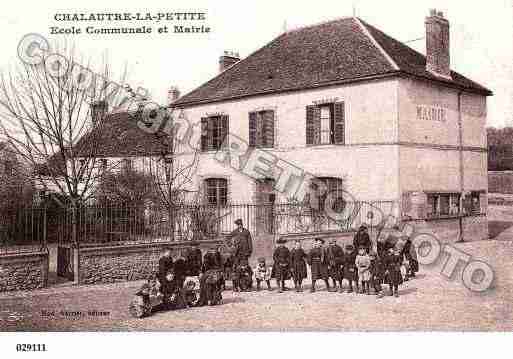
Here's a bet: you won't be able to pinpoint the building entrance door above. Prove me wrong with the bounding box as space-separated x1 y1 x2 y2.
255 178 276 234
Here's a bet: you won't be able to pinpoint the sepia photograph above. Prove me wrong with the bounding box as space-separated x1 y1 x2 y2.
0 0 512 356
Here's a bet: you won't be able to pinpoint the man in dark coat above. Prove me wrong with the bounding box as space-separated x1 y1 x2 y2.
185 241 203 276
307 238 330 292
353 225 372 253
158 249 174 297
229 219 253 265
273 238 291 293
325 238 345 292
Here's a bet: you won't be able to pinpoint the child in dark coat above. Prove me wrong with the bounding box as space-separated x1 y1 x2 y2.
402 237 419 280
369 252 385 298
235 258 253 292
325 239 345 292
384 247 403 297
273 238 291 293
290 240 308 292
308 238 330 292
343 244 358 293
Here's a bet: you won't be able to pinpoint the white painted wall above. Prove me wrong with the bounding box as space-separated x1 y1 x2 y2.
179 78 400 203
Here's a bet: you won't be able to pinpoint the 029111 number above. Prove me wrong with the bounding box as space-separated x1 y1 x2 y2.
16 344 47 352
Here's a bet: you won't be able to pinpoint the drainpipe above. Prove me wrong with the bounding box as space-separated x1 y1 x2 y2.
457 91 464 242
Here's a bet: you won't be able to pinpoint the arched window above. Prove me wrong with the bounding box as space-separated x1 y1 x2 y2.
204 178 228 206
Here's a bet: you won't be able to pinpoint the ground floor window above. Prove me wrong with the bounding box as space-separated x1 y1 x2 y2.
427 192 461 217
204 178 228 206
309 177 344 212
464 191 484 215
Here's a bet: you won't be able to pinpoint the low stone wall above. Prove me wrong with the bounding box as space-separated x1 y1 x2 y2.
77 240 222 285
404 215 488 243
0 251 49 292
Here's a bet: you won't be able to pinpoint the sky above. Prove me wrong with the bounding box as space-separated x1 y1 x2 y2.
0 0 512 127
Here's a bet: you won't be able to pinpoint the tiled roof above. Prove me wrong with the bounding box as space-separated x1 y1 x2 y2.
74 111 168 157
174 17 491 107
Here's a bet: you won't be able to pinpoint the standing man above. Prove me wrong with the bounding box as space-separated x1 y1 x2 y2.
229 219 253 265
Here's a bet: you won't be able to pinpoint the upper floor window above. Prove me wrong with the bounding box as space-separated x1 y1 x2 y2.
249 110 274 148
204 178 228 206
306 102 345 145
201 115 229 152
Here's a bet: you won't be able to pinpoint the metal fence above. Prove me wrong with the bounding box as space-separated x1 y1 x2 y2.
51 200 397 245
0 200 397 252
0 207 46 254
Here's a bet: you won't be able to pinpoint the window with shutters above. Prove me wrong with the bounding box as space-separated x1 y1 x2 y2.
201 115 229 152
306 102 345 145
204 178 228 206
249 110 274 148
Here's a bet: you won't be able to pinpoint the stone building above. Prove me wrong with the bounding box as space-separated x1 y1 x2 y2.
169 10 492 242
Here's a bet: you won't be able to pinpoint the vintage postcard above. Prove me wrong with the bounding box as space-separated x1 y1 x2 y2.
0 0 511 355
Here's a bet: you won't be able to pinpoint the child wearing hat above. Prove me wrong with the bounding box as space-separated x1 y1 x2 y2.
325 238 345 292
383 247 403 297
343 244 358 293
273 238 291 293
369 251 385 298
307 238 330 292
355 246 372 294
234 258 253 292
254 257 273 291
290 239 308 292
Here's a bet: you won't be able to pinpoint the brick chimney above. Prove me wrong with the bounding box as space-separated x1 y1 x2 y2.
168 86 180 104
91 100 107 126
425 9 451 79
219 51 240 72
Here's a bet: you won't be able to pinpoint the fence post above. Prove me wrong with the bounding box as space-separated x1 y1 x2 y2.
42 205 48 251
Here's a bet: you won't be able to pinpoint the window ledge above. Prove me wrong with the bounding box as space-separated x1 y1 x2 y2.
306 144 345 148
403 213 486 222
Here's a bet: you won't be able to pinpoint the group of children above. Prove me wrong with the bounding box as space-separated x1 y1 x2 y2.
230 235 417 298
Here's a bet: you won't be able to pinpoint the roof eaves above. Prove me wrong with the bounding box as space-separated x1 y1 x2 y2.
171 71 402 108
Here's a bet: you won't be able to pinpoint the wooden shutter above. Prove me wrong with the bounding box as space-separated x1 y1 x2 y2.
220 115 229 148
201 117 208 151
306 105 321 145
249 112 257 147
333 101 345 144
263 110 274 147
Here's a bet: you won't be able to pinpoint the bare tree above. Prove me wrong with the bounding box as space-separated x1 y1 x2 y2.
144 123 200 240
0 43 130 246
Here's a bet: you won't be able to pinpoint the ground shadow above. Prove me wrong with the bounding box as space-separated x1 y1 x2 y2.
221 296 246 304
409 273 426 280
398 287 418 296
488 220 513 239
